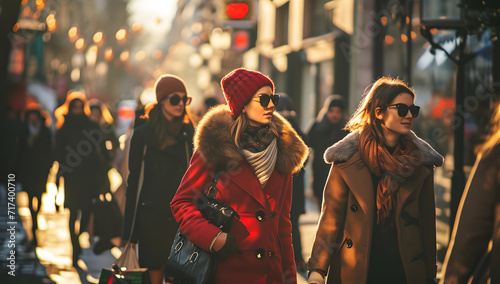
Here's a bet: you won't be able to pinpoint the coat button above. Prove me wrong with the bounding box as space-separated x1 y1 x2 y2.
351 205 358 212
255 248 265 259
256 210 265 222
269 212 276 218
268 251 274 257
346 239 353 248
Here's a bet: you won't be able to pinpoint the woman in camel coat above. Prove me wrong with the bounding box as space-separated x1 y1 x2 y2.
308 77 443 284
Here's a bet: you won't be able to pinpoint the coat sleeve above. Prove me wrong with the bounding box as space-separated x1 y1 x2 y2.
308 163 349 274
55 129 66 176
419 169 437 280
122 127 145 241
279 173 297 282
441 155 498 284
170 150 222 251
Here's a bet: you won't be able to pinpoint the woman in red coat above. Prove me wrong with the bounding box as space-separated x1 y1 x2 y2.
171 68 308 283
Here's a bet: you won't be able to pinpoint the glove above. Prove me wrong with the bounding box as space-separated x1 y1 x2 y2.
308 271 326 284
214 233 240 261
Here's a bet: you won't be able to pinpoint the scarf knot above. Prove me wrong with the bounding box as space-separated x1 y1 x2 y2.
358 127 422 223
241 125 275 152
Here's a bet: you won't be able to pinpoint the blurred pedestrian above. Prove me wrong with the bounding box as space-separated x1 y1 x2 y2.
308 77 443 284
307 95 349 207
170 68 308 283
276 93 309 273
19 103 53 249
89 100 120 166
440 102 500 284
122 74 195 284
88 100 122 254
55 92 108 266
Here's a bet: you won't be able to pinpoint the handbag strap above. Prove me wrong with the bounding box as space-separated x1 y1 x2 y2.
128 144 147 241
204 168 222 198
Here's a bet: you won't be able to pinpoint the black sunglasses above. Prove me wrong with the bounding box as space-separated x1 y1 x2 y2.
167 94 192 106
387 103 420 118
253 94 280 107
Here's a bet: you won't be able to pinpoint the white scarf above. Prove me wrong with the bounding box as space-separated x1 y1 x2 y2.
242 138 278 188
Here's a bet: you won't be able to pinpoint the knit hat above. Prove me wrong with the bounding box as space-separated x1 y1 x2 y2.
221 68 275 118
154 74 187 103
327 95 345 110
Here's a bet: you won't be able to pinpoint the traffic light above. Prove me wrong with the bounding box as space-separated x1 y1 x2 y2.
222 1 257 51
223 1 253 21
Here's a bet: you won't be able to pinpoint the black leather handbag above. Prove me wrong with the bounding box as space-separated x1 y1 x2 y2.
165 170 239 284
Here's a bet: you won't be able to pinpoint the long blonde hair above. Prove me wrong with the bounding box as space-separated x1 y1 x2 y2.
345 77 415 144
476 102 500 156
230 113 279 148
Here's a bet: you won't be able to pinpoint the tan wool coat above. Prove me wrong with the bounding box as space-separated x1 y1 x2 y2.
440 145 500 284
308 131 444 284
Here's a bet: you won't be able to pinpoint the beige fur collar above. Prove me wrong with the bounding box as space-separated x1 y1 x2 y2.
194 104 308 174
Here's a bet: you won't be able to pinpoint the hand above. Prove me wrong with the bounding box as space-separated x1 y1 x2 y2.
212 233 227 252
308 271 325 284
214 233 240 261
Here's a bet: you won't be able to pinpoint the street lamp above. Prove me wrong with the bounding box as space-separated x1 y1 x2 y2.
420 0 472 234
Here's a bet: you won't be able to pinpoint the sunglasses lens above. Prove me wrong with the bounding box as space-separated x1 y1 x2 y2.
410 106 420 118
259 95 271 107
184 96 192 106
169 94 181 105
397 105 409 117
271 95 279 106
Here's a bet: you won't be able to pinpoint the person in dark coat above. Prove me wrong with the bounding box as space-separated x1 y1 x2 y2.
122 74 195 284
89 100 122 254
276 93 309 273
307 95 349 207
171 68 308 283
19 105 53 249
440 102 500 284
89 101 120 168
55 93 108 266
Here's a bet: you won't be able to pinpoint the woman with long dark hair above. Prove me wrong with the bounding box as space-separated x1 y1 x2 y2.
122 75 195 284
308 77 443 284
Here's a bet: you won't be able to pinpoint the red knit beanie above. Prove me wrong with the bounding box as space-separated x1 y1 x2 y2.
154 74 187 103
221 68 275 118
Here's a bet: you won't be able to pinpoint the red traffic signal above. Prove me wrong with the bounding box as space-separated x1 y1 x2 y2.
224 1 253 21
233 30 250 51
118 106 135 120
226 3 249 19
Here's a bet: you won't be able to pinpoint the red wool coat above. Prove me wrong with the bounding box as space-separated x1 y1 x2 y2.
171 105 308 284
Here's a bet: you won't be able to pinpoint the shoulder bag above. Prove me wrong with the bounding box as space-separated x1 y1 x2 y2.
165 169 239 284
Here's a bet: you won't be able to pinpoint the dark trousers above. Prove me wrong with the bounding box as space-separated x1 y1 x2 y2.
290 212 304 263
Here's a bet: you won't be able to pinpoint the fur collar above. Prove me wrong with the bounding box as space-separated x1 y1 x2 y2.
194 104 308 174
324 130 444 167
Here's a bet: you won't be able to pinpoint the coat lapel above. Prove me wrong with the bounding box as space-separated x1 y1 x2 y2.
398 166 431 208
226 161 268 209
336 152 374 219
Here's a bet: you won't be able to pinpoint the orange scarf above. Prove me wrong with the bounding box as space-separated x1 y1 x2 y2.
358 127 422 223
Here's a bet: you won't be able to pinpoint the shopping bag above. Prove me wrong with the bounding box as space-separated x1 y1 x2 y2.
99 264 150 284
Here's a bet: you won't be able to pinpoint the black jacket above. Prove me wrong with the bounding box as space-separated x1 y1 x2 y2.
122 122 194 243
19 121 53 197
55 115 107 207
